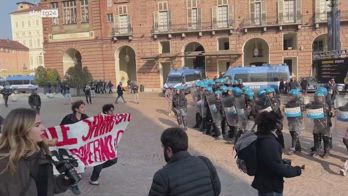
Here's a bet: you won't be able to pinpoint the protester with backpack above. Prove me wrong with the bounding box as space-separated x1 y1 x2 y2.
252 111 303 196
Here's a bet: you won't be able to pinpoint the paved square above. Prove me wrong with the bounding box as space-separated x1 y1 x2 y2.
0 92 347 196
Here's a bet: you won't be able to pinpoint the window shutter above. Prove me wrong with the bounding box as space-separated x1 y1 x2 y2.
315 0 320 22
168 11 171 29
163 2 168 11
124 6 128 15
187 0 192 8
153 11 158 32
197 7 202 29
187 9 192 28
118 6 122 15
261 0 267 25
250 0 255 24
218 0 222 6
212 7 217 28
278 0 283 24
114 15 119 32
296 0 301 23
228 5 234 27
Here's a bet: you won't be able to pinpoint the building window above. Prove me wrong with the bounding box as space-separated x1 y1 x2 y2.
251 0 262 25
29 32 32 36
284 0 296 23
37 39 41 47
51 2 59 25
283 33 297 50
63 0 77 24
28 20 31 27
160 41 170 53
187 0 199 29
37 56 42 65
16 22 18 28
218 37 229 50
313 40 324 52
22 21 25 28
29 39 32 47
117 5 129 33
81 0 89 23
107 13 114 22
36 19 39 26
157 1 169 31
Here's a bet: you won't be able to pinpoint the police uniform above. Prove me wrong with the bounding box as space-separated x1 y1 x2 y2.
172 88 188 130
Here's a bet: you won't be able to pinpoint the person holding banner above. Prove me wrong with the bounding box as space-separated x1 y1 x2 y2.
149 128 221 196
284 89 305 155
0 108 72 196
89 104 118 185
60 100 89 195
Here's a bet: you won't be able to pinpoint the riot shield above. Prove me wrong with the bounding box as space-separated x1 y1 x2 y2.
221 96 238 127
190 87 200 105
206 94 222 124
334 105 348 143
334 95 348 109
200 93 208 118
235 96 248 129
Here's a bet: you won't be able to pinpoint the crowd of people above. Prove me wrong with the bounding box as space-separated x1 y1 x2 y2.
0 75 347 196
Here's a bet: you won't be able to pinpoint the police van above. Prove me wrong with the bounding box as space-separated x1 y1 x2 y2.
224 64 291 92
6 75 38 93
163 67 203 94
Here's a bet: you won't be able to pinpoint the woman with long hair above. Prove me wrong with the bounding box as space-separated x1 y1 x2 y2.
0 108 72 196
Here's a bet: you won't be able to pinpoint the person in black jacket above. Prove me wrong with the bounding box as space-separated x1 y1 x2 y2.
252 111 302 196
60 100 89 195
89 104 118 185
0 85 12 107
28 90 42 114
115 82 126 104
83 84 92 104
149 127 221 196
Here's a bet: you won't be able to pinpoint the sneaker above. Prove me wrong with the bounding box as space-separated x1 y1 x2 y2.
89 180 100 185
69 185 81 195
340 169 347 176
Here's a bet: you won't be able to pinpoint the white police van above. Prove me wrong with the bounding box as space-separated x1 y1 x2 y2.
6 75 38 93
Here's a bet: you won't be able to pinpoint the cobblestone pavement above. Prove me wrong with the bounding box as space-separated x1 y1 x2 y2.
0 92 348 196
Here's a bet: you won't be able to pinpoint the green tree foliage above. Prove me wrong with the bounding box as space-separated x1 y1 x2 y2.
65 64 93 96
34 66 48 86
34 66 61 86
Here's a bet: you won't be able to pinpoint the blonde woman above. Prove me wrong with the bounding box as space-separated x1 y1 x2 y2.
0 108 72 196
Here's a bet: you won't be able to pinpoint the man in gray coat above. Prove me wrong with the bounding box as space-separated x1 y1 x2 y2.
149 127 221 196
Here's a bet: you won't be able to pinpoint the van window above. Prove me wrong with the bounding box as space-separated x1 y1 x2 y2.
167 75 183 83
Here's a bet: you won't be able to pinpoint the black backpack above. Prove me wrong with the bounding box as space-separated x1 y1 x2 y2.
234 131 259 176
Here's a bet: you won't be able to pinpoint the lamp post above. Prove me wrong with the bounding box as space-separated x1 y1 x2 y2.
328 0 340 52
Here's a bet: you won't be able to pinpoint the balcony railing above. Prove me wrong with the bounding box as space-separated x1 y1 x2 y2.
242 15 302 28
112 24 133 37
152 20 235 34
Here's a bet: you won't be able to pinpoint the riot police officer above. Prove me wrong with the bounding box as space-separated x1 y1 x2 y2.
285 89 304 154
306 90 333 158
172 87 188 130
232 87 248 143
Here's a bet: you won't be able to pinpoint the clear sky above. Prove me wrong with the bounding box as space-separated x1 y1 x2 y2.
0 0 39 39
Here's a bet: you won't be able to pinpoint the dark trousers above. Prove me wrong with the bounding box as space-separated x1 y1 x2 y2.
85 94 92 104
90 158 118 181
115 94 126 103
3 96 8 107
258 192 283 196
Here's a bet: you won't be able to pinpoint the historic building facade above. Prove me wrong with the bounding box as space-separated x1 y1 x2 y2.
41 0 348 91
11 2 45 70
0 39 29 76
